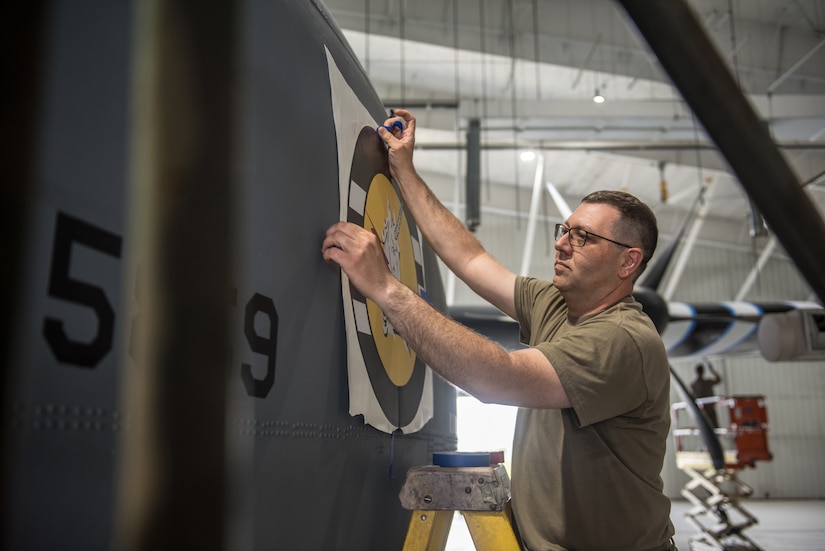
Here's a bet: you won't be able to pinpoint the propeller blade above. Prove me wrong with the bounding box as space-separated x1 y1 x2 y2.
670 365 725 471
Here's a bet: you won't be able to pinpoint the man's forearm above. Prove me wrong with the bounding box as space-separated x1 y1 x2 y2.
376 280 569 408
393 168 486 276
377 278 510 403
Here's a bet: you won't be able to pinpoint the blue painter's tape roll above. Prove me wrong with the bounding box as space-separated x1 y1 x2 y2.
432 451 490 468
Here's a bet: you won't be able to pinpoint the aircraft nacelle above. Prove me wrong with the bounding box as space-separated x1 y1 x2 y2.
758 309 825 362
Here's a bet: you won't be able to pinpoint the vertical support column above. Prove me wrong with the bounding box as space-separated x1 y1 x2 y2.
661 178 716 302
520 153 544 276
735 236 778 301
465 118 481 232
117 1 238 549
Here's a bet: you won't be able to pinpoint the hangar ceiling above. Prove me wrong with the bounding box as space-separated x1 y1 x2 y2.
323 0 825 267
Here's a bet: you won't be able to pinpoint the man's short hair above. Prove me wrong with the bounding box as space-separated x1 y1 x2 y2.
580 190 658 276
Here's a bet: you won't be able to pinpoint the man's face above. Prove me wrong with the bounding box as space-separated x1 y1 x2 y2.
553 203 627 295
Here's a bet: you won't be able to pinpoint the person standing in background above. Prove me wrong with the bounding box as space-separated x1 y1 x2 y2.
691 362 723 427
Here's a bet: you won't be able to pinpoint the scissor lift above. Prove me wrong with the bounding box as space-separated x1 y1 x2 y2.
671 395 773 551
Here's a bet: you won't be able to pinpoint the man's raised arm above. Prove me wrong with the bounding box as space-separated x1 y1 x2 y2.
377 109 516 319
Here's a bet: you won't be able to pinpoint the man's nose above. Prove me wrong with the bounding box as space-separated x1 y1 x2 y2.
554 233 570 252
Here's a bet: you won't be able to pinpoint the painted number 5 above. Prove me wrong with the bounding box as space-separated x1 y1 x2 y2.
43 211 123 368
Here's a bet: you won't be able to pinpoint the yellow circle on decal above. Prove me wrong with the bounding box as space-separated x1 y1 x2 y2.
364 174 418 386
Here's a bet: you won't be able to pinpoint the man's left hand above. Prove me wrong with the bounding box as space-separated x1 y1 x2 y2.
322 221 395 302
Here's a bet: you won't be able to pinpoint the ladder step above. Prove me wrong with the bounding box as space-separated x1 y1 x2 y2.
399 464 511 512
400 462 519 551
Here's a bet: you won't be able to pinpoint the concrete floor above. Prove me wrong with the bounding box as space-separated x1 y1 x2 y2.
444 499 825 550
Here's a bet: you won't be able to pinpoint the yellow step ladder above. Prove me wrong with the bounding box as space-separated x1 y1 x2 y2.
399 453 521 551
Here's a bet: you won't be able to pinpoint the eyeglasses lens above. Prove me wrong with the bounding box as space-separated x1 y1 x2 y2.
555 225 587 247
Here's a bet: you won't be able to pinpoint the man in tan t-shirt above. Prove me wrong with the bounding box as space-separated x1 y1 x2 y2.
322 109 675 550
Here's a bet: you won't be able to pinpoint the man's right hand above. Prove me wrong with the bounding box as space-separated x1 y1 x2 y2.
378 108 417 181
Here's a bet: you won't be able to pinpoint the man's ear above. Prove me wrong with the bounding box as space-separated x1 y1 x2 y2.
619 248 644 279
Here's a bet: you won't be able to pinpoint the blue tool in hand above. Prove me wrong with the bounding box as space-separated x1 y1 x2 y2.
378 120 404 134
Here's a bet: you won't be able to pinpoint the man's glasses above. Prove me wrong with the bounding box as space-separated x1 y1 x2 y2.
554 224 633 249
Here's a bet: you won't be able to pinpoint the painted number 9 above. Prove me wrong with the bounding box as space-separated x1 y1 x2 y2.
241 293 278 398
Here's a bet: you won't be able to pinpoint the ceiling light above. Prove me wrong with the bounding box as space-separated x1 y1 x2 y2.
520 151 536 162
592 89 605 104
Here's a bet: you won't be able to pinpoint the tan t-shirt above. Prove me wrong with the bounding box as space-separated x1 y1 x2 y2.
512 276 674 551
